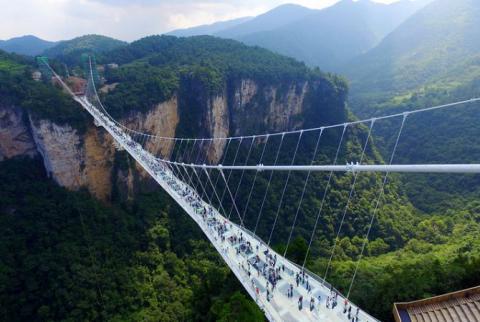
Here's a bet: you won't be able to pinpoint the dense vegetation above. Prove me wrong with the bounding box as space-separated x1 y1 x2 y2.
3 11 480 320
0 50 89 132
346 0 480 111
326 201 480 320
344 0 480 214
0 157 263 321
97 35 341 119
322 2 480 318
43 35 127 66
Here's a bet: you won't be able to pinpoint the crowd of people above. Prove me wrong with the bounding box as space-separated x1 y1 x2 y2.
85 100 367 322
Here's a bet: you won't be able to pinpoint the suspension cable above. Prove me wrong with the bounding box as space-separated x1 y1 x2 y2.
210 138 232 206
219 137 244 212
43 58 480 147
253 134 285 235
229 137 256 220
267 131 304 246
346 113 408 299
219 169 245 226
242 135 270 225
302 125 347 269
323 119 376 282
284 127 324 256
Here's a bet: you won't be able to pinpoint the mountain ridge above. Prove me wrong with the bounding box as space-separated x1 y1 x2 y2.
346 0 480 108
0 35 57 56
164 0 430 71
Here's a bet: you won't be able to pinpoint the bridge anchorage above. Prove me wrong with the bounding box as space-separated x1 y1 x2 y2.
41 56 480 322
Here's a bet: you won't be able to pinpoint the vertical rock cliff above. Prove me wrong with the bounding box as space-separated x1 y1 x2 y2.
0 76 346 202
0 105 37 161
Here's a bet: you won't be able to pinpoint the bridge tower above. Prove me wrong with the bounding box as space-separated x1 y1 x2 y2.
81 54 101 86
36 56 53 82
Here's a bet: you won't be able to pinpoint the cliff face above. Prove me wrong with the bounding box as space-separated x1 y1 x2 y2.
0 77 343 201
0 105 37 161
126 96 179 161
230 79 309 136
29 117 116 200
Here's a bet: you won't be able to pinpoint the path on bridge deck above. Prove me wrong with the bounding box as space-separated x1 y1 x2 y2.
72 94 378 322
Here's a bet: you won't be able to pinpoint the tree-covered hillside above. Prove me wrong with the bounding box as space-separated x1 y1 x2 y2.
0 157 263 321
346 0 480 108
0 35 56 56
0 50 89 132
343 0 480 215
43 34 127 66
2 28 480 322
97 35 340 119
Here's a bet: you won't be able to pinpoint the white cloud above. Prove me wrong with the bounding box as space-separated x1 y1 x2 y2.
0 0 411 42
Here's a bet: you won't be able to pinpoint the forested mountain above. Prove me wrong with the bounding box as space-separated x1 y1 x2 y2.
42 34 127 65
215 4 314 39
166 0 429 71
2 30 480 322
346 0 480 106
168 4 312 39
238 0 429 71
167 17 253 37
0 35 56 56
343 0 480 222
0 156 264 321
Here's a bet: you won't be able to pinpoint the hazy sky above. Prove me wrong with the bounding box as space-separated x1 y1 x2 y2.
0 0 412 42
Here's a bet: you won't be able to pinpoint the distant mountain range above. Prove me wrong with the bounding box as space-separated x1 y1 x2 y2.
166 17 253 37
42 35 127 62
0 34 127 62
168 0 432 71
3 0 430 72
346 0 480 105
0 35 57 56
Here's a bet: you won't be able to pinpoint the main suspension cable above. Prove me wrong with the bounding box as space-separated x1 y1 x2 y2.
323 119 376 282
346 113 408 299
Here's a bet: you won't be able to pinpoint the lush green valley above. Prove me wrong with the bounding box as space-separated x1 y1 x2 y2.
0 156 264 321
2 1 480 319
347 0 480 111
345 0 480 215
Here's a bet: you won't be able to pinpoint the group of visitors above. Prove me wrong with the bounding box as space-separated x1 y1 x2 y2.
126 132 366 322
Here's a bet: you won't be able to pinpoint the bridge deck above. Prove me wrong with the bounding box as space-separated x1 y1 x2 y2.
74 95 379 322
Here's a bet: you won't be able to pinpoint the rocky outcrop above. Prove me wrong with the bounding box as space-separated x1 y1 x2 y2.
265 82 308 131
29 117 116 200
82 128 116 200
230 79 309 136
30 117 85 189
125 96 179 160
205 94 229 164
0 105 37 161
0 77 334 202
